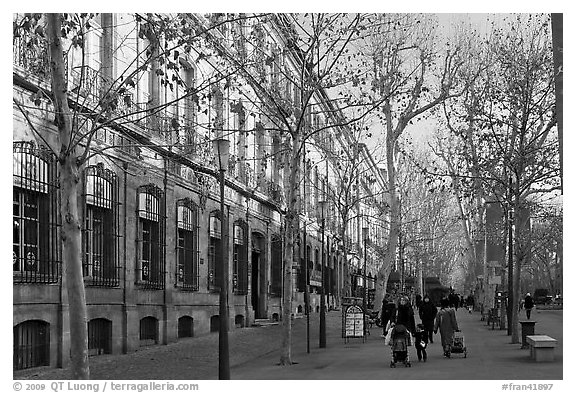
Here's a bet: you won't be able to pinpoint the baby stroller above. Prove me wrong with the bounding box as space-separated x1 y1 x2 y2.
450 331 467 358
389 324 412 367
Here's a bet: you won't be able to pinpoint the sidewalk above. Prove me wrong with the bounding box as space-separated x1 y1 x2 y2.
15 308 562 380
231 308 563 380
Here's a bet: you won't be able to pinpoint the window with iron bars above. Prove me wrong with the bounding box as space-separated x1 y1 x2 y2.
82 164 120 286
136 185 165 289
13 141 59 284
270 234 283 297
13 320 50 371
232 221 248 295
207 211 222 291
176 199 199 291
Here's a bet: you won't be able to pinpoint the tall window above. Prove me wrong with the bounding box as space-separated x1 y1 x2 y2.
270 235 282 297
136 185 165 289
176 199 199 290
208 211 222 291
232 221 248 295
83 164 120 286
13 141 59 283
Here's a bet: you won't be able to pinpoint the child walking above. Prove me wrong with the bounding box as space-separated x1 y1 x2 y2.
414 323 428 362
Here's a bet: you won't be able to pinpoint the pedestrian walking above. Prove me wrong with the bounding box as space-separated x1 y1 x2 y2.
466 294 475 313
380 295 397 337
415 294 423 310
414 323 428 362
434 297 459 357
395 295 416 335
419 294 437 343
524 293 534 320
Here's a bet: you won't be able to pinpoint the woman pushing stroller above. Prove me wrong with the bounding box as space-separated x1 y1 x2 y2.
387 296 417 367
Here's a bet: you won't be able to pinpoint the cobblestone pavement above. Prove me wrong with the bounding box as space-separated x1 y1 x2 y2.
15 307 563 380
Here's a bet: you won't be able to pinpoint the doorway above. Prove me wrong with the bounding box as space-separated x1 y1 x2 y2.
251 232 266 319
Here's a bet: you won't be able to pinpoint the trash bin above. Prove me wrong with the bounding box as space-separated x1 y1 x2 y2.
520 320 537 349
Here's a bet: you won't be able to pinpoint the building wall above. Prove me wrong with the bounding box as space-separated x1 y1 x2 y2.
12 13 382 372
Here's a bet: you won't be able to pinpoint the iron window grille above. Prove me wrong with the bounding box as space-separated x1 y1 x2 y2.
139 316 158 346
136 185 166 290
13 320 50 370
82 164 121 287
232 220 248 295
270 234 283 297
207 211 222 291
176 199 199 291
13 141 59 284
87 318 112 356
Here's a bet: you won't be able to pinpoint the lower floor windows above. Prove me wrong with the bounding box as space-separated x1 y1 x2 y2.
13 320 50 370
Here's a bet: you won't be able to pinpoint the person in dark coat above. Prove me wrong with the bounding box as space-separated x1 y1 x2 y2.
434 297 459 357
395 295 416 334
380 295 397 336
414 323 428 361
524 293 534 319
415 294 423 310
419 294 437 343
466 294 475 312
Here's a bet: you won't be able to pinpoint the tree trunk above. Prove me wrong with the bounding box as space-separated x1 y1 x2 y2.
511 205 521 344
375 122 399 309
279 132 301 366
47 13 90 379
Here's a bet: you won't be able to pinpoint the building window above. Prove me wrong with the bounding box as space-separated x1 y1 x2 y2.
270 235 282 297
88 318 112 356
136 185 165 289
82 164 120 286
13 141 59 284
207 212 222 291
13 320 50 370
178 316 194 338
139 316 158 346
176 199 199 290
232 221 248 295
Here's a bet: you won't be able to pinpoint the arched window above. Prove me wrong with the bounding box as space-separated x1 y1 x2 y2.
270 235 282 297
178 316 194 338
82 163 120 286
208 211 222 291
13 141 59 283
88 318 112 356
232 221 248 295
136 185 165 289
139 316 158 346
210 315 219 332
13 320 49 370
176 199 199 290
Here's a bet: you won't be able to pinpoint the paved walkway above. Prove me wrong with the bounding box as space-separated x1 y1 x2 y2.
232 308 563 380
15 308 562 380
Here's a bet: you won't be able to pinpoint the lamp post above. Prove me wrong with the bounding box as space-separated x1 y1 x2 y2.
362 226 368 335
319 200 327 348
507 174 515 335
213 137 230 380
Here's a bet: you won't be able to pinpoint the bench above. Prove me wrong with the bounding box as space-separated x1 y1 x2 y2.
526 335 557 362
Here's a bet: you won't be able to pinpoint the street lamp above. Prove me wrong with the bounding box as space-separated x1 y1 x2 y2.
319 199 327 348
507 173 516 335
212 137 230 380
362 225 369 336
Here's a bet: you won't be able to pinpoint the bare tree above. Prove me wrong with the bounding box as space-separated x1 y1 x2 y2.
13 12 256 379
